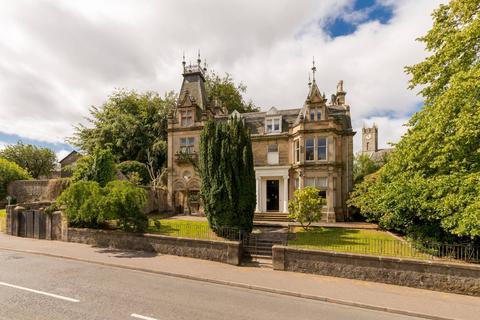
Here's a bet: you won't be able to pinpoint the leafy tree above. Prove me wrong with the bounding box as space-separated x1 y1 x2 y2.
68 89 176 171
0 142 56 179
349 0 480 242
288 187 326 230
103 181 148 232
353 153 381 184
205 72 259 113
117 161 150 185
57 181 107 228
199 117 256 234
72 149 116 187
0 158 31 200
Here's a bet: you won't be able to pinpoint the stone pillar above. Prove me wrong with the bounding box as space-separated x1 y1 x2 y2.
13 206 25 237
255 177 261 212
326 175 335 222
283 175 289 213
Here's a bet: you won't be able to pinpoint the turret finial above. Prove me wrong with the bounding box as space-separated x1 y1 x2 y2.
311 56 317 82
203 58 207 72
182 51 186 70
197 49 201 66
308 73 312 87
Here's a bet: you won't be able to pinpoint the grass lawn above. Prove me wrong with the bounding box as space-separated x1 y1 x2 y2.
147 219 227 241
289 227 429 259
0 209 5 233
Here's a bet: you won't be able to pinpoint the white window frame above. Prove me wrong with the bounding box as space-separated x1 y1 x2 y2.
180 137 195 154
294 139 300 163
265 116 282 134
267 143 279 165
317 137 328 161
305 137 314 161
180 110 193 127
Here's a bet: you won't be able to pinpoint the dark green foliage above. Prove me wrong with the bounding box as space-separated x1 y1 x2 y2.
58 180 148 232
117 161 150 185
205 72 259 113
0 142 56 178
199 117 256 233
349 0 480 242
0 158 31 200
72 149 116 187
68 89 176 171
104 181 148 232
57 181 107 228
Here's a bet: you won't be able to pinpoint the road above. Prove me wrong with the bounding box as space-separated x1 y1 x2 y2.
0 250 420 320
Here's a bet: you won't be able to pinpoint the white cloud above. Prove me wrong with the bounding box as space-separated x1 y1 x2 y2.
0 0 443 147
56 149 72 162
0 141 8 151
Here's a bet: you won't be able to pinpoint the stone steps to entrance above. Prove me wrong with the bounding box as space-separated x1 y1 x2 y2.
254 212 293 222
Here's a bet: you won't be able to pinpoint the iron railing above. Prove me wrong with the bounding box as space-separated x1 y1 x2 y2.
147 220 242 241
287 233 480 263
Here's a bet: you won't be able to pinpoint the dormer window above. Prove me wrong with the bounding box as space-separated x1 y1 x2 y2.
310 109 315 121
309 108 322 121
266 116 281 133
180 110 193 126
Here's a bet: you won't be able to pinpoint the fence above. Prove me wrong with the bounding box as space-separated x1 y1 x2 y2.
287 233 480 264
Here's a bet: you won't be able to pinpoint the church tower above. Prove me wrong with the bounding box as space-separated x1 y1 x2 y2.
362 124 378 153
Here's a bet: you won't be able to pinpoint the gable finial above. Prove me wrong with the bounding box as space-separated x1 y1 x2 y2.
203 58 207 72
182 51 186 70
311 56 317 83
197 49 201 66
308 73 312 87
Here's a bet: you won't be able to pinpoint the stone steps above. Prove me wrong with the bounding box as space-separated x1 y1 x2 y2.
254 212 293 222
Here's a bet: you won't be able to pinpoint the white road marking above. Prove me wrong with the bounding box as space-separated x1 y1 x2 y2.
131 313 159 320
0 281 79 303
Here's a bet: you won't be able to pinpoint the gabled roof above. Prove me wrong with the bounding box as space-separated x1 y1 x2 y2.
59 150 80 164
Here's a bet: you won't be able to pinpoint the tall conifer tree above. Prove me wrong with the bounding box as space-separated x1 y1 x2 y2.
199 117 256 234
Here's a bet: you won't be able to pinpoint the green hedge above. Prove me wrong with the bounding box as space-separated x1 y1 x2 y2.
0 158 31 200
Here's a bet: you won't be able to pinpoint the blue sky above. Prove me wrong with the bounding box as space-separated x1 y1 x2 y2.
0 0 441 155
326 0 395 37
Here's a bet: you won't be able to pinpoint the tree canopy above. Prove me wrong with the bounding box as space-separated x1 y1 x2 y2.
205 71 259 113
68 89 176 171
349 0 480 242
0 142 56 179
199 117 256 234
0 157 31 200
353 153 381 184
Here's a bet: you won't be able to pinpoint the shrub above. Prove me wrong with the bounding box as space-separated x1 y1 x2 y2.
0 158 31 200
117 161 150 185
57 181 108 228
72 149 116 187
58 180 148 232
288 187 326 230
104 181 148 232
43 178 71 201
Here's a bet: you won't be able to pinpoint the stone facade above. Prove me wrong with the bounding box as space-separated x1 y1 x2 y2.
67 228 242 265
272 246 480 296
168 59 355 221
361 124 393 163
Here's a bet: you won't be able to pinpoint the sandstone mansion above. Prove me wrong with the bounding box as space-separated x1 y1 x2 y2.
167 58 355 222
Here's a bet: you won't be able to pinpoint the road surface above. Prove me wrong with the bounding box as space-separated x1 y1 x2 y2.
0 250 420 320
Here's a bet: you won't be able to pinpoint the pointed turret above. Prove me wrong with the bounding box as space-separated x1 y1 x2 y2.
178 53 208 110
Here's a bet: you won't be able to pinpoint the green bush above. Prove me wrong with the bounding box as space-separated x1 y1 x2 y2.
0 158 31 200
58 180 148 232
117 161 150 185
104 181 148 232
57 181 107 228
72 149 116 187
288 187 326 230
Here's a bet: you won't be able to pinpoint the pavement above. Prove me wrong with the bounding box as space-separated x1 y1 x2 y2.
0 250 417 320
0 233 479 320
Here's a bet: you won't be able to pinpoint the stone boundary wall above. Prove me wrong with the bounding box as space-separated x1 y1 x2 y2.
7 180 51 203
272 245 480 296
67 228 241 265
